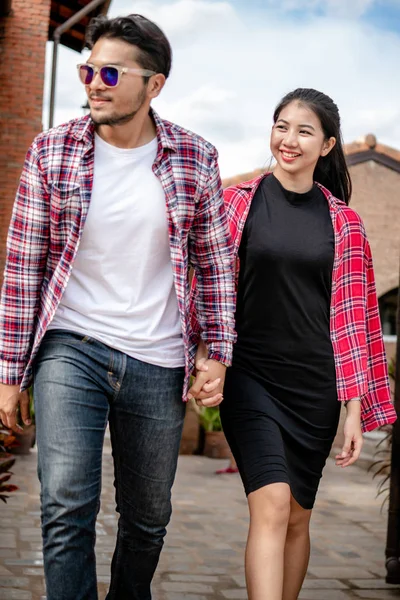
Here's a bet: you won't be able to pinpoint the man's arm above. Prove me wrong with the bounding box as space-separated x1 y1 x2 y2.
187 148 236 405
188 147 236 367
0 140 50 386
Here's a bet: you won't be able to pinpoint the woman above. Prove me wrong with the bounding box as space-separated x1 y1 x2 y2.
189 88 396 600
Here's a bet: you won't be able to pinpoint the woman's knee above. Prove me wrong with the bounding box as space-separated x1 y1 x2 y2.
287 498 311 538
248 482 291 530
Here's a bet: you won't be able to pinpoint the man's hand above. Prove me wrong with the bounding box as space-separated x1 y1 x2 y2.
335 400 363 468
0 383 31 431
188 359 226 407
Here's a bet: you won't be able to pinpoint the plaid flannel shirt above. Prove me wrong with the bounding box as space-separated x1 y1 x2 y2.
190 174 396 433
0 110 236 398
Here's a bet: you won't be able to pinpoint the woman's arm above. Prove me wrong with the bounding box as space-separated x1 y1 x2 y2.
335 399 363 468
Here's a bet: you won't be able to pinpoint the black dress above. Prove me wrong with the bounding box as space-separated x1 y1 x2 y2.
220 174 340 509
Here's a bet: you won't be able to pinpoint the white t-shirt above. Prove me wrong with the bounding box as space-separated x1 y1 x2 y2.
50 133 185 368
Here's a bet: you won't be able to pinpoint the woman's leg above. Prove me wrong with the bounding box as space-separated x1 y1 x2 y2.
282 495 312 600
246 482 291 600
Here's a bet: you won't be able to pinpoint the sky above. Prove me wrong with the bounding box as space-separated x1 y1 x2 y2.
43 0 400 178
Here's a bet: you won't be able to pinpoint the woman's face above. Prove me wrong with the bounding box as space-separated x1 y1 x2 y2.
270 101 336 178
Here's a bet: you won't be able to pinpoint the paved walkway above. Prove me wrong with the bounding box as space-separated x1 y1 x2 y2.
1 444 399 600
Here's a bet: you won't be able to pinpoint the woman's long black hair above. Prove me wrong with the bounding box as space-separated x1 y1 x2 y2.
273 88 352 205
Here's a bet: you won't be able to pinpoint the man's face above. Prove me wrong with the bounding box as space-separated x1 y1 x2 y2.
85 37 149 126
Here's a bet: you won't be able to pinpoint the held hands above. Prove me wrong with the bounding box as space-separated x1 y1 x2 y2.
188 340 226 407
0 383 31 432
335 399 363 468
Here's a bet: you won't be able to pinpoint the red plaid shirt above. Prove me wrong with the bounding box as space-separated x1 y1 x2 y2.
0 110 236 397
191 173 396 433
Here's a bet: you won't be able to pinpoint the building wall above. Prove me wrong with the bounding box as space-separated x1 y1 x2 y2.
0 0 51 278
348 161 400 298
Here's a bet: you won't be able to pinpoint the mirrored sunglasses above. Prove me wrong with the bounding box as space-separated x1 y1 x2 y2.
77 63 156 88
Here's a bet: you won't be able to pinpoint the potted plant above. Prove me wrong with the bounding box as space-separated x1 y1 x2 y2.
0 427 18 502
195 404 232 459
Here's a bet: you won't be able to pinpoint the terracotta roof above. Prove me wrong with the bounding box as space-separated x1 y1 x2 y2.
345 134 400 160
49 0 111 52
222 134 400 188
345 134 400 172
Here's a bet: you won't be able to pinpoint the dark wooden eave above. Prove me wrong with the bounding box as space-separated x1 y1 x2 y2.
346 150 400 173
0 0 12 17
49 0 111 53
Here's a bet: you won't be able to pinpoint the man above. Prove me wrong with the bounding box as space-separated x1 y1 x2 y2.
0 14 235 600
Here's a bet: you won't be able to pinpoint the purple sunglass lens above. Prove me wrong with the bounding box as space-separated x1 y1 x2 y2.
80 65 94 85
100 66 119 87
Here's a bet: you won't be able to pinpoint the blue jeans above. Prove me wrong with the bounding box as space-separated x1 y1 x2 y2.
33 330 185 600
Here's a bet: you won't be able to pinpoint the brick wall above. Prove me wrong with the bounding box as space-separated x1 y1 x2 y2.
348 161 400 298
0 0 51 278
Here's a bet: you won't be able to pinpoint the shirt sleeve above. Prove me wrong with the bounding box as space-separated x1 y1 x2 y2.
344 398 360 406
0 141 50 385
188 148 236 366
360 229 396 430
363 235 391 400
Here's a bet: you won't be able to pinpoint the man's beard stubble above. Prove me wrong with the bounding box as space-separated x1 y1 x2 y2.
91 109 140 126
90 88 147 126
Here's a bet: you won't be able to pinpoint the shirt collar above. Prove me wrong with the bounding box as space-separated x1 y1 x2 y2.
150 107 176 153
231 173 267 191
71 115 94 146
233 172 344 213
70 107 177 156
316 182 345 212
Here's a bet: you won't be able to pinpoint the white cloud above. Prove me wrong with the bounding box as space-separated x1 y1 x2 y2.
44 0 400 178
109 0 237 43
325 0 375 18
156 86 244 142
263 0 376 18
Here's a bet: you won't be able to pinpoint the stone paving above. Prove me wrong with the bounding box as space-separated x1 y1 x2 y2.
1 443 400 600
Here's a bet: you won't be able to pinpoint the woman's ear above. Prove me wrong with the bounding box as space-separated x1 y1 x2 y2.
321 136 336 157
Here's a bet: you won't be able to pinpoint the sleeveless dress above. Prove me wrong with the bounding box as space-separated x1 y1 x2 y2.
220 174 341 509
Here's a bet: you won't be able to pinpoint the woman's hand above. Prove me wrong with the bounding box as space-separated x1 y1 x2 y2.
188 339 225 407
335 399 363 468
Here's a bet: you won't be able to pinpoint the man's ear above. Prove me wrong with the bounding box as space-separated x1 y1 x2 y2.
148 74 166 99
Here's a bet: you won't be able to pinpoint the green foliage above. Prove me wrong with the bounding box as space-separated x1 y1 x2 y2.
196 406 223 432
29 387 35 421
